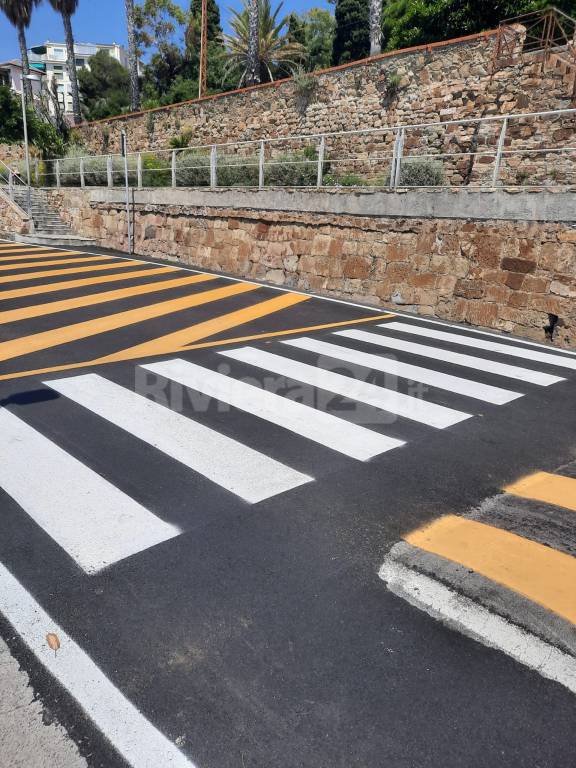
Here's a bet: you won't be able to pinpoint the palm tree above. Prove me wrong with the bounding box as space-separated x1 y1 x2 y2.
223 0 304 87
125 0 140 110
48 0 81 124
247 0 259 85
0 0 40 103
369 0 382 56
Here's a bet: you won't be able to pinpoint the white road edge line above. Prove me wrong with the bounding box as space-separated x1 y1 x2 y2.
379 557 576 696
0 239 387 315
0 561 197 768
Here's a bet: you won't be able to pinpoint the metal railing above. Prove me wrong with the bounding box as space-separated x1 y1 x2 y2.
33 108 576 192
0 159 32 214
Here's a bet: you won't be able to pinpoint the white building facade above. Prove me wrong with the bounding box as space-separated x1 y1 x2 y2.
28 41 128 117
0 60 45 98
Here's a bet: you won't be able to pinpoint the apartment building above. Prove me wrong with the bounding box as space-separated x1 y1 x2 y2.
28 41 128 116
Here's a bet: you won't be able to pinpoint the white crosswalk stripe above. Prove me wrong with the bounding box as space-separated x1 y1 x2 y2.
344 329 564 386
382 321 576 370
47 373 312 504
142 358 405 461
0 407 180 574
396 315 576 357
220 347 472 429
284 335 522 405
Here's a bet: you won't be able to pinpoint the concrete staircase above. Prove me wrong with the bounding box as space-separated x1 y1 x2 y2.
6 187 95 247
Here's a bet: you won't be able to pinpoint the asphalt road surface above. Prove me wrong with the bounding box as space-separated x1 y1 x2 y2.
0 240 575 768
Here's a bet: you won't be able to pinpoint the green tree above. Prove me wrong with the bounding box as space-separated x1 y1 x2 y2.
381 1 576 52
287 13 306 45
78 50 131 120
0 0 40 102
332 0 370 65
0 85 66 156
302 8 335 70
48 0 82 124
223 0 305 86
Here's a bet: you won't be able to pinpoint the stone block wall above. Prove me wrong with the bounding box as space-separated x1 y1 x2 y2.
0 191 31 237
0 144 25 166
77 31 575 161
46 187 576 348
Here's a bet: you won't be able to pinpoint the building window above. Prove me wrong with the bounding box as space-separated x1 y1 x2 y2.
75 58 85 68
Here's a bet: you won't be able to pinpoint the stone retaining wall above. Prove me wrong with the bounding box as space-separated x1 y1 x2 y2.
45 187 576 348
0 191 31 237
77 31 575 161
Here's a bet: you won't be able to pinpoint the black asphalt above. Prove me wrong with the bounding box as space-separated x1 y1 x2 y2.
1 243 575 768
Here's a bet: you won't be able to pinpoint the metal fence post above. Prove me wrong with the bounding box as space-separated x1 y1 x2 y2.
34 158 39 186
56 159 61 189
171 150 177 188
210 145 217 188
316 135 325 188
393 128 405 188
137 153 143 189
8 170 13 199
492 117 508 188
107 156 113 188
80 157 85 188
259 140 265 189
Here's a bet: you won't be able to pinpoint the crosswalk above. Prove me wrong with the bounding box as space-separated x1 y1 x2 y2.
0 312 573 574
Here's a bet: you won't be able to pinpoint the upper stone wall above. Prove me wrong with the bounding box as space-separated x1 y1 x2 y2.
77 30 575 155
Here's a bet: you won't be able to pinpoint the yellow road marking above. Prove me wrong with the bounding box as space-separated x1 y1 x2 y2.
0 273 216 325
0 251 82 266
0 247 54 255
0 266 177 301
0 255 110 273
180 312 395 352
0 260 144 286
504 472 576 513
0 244 49 251
94 292 310 364
405 515 576 624
0 281 257 364
0 312 393 382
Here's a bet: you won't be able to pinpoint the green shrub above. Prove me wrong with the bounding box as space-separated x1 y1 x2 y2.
398 158 444 186
169 130 195 149
141 153 171 186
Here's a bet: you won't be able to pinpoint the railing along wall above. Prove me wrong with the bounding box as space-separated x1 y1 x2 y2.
34 108 576 192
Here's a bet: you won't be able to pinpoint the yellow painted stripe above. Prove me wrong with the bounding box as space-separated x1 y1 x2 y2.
0 251 82 262
0 255 110 273
0 312 393 382
94 292 310 364
405 515 576 624
0 244 49 251
0 260 144 286
504 472 576 513
0 281 256 364
181 312 396 352
0 247 54 255
0 273 216 325
0 265 177 301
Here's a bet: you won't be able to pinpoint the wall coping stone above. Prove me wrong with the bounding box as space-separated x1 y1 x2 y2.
79 187 576 223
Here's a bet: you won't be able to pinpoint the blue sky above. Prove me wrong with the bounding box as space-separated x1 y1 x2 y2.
0 0 331 62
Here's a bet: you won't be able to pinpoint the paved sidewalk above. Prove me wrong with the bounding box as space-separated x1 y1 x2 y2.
0 636 86 768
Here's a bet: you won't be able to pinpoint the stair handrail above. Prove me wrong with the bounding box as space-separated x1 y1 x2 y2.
0 159 32 215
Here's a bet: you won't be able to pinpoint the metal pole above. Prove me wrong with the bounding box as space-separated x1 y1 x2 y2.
34 158 39 186
137 153 143 189
210 145 217 188
107 156 113 188
56 159 61 189
121 131 133 255
80 157 85 188
316 135 325 188
20 84 32 214
390 130 399 189
258 140 265 189
393 128 405 188
171 150 177 188
492 118 508 188
8 170 13 199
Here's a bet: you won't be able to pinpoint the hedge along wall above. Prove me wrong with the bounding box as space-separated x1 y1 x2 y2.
75 28 576 189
